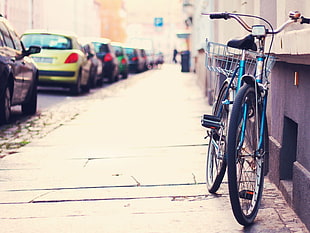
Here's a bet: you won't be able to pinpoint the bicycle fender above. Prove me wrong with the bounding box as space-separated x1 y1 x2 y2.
241 75 256 86
241 75 265 97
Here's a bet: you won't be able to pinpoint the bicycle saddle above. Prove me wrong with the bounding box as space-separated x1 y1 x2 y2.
227 35 257 51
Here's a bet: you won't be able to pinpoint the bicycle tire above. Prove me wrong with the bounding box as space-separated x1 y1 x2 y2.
227 84 265 226
206 83 229 193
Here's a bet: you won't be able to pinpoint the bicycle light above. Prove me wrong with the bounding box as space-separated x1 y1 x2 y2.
252 25 266 37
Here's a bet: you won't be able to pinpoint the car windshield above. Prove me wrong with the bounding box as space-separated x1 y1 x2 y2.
125 48 136 58
92 42 109 53
21 34 72 50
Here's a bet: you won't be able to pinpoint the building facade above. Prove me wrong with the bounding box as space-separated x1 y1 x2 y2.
0 0 101 37
191 0 310 229
124 0 183 59
99 0 126 42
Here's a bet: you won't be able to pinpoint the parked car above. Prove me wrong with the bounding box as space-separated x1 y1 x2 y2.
0 15 41 125
146 49 155 69
80 39 103 87
111 42 129 79
154 51 164 67
124 46 144 73
139 48 148 71
21 30 92 95
88 38 118 83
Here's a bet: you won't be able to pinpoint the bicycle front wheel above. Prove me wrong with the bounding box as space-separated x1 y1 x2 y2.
227 84 265 226
206 83 229 193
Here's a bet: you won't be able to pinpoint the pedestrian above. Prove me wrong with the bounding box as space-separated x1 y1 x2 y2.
173 48 178 63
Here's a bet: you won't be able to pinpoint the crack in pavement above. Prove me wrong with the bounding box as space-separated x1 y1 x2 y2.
7 182 206 192
27 194 212 204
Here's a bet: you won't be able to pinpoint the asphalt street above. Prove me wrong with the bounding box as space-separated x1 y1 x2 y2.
0 64 308 233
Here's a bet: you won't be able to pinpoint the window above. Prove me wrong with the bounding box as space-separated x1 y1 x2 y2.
93 42 108 53
0 29 5 47
0 22 14 48
8 28 22 51
112 46 123 56
21 34 72 50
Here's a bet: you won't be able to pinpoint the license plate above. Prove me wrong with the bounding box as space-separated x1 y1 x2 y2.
32 57 54 63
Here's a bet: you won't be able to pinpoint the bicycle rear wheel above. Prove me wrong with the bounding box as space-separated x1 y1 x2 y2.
227 84 265 226
206 83 229 193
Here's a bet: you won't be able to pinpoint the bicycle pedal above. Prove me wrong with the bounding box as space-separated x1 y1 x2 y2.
239 190 254 200
201 114 221 129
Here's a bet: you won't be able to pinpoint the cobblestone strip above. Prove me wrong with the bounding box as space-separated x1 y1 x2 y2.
0 105 81 157
263 178 309 232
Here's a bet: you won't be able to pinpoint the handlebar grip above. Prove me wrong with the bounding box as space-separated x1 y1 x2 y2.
301 16 310 24
209 13 230 20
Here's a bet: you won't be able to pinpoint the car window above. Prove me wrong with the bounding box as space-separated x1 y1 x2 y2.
8 28 22 51
21 34 72 50
92 42 109 53
0 29 5 47
125 48 136 57
112 45 123 56
0 22 14 48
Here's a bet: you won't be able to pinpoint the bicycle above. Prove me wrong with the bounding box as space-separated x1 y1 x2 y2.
201 11 310 226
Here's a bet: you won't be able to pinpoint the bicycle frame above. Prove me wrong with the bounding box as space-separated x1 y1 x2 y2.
237 48 268 155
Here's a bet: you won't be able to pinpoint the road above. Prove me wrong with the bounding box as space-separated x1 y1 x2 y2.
0 64 308 232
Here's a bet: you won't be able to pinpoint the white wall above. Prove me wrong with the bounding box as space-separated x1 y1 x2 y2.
192 0 310 56
0 0 101 37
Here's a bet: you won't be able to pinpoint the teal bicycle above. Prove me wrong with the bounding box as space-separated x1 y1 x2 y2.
201 11 310 226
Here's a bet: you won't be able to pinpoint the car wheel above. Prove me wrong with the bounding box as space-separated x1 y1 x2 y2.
114 74 119 82
70 71 82 95
107 75 114 83
0 85 11 125
90 65 97 88
122 70 128 79
96 77 103 87
81 75 91 93
22 77 38 115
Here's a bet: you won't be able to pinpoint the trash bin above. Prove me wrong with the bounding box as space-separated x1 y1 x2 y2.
181 50 190 72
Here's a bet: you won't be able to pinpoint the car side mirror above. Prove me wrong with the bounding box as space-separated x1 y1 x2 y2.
24 45 41 56
87 53 94 59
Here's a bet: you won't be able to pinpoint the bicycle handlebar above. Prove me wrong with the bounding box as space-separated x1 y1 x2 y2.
209 13 230 20
205 11 310 34
301 16 310 24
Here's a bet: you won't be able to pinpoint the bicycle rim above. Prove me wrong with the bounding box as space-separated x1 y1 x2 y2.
227 84 265 226
206 84 229 193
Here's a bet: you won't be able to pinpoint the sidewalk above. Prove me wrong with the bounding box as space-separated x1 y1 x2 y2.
0 64 308 232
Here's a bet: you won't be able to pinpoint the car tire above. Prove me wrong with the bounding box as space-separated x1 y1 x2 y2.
107 74 114 84
90 65 97 88
122 70 128 79
96 77 103 87
0 84 11 125
22 76 38 115
70 71 82 95
81 73 91 93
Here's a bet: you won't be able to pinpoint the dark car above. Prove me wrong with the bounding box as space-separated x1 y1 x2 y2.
80 40 103 87
153 50 164 68
145 49 155 69
124 46 144 73
139 48 148 71
0 15 40 125
91 38 118 83
111 42 128 79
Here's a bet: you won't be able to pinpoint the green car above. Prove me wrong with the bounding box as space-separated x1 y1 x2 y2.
111 42 129 79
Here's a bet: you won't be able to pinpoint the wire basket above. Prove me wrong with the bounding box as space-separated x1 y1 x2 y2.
205 41 276 78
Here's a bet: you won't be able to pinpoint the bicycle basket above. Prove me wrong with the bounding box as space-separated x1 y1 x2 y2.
205 41 276 78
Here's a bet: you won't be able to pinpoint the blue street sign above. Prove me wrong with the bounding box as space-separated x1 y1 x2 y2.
154 17 163 27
